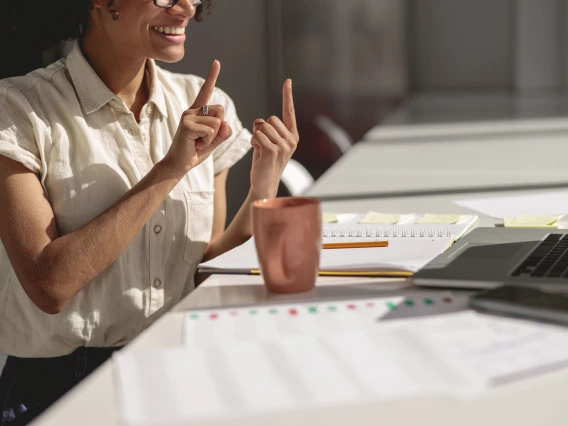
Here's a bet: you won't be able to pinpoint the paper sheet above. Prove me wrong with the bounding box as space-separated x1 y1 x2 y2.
455 191 568 219
503 215 559 228
358 211 401 224
322 213 340 223
416 214 460 225
114 310 568 426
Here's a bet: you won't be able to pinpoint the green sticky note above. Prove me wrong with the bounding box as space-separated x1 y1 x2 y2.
416 214 460 225
308 306 317 314
322 213 340 223
359 211 401 225
504 215 559 229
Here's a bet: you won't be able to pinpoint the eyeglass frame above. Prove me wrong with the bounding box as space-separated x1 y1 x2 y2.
153 0 203 9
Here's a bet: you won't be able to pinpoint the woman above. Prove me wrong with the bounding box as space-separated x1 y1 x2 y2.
0 0 299 424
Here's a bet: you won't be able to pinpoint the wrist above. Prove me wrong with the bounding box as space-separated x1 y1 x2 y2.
247 188 276 202
155 159 188 182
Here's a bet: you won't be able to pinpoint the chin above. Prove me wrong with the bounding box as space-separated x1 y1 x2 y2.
154 48 185 63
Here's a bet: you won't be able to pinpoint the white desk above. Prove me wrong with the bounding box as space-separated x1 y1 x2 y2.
33 188 568 426
31 112 568 425
308 132 568 199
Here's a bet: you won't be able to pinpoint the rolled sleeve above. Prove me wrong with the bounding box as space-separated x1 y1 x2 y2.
0 85 42 174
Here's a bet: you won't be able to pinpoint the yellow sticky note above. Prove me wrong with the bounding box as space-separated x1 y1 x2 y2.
358 211 401 225
504 215 559 228
416 214 460 225
322 213 340 223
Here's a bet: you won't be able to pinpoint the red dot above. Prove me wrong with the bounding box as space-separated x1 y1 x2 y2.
443 298 453 303
347 304 356 310
366 302 375 307
210 313 218 319
289 308 298 316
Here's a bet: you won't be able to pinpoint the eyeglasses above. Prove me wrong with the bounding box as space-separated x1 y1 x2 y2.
153 0 203 8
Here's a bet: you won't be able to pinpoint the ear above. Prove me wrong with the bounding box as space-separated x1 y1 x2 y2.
90 0 105 11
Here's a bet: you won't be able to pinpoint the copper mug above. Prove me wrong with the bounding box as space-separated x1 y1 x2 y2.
252 197 322 293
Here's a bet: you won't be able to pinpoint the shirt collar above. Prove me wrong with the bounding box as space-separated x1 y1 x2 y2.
66 40 168 118
145 58 168 118
66 40 116 115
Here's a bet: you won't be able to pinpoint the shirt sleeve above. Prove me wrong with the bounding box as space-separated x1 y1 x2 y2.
207 85 252 175
0 84 42 174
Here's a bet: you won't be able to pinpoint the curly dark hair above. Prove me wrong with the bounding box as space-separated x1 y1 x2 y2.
0 0 214 49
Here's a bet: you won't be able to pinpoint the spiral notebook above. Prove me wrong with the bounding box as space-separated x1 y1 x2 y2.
322 213 478 240
198 212 477 277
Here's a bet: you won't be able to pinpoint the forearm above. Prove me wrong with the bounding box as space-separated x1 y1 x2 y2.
201 190 259 262
36 161 182 312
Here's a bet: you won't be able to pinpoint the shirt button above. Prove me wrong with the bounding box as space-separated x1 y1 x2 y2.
153 278 162 289
142 134 147 141
153 225 162 234
129 128 134 135
146 105 152 114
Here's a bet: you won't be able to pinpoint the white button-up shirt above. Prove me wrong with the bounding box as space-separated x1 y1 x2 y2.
0 41 251 357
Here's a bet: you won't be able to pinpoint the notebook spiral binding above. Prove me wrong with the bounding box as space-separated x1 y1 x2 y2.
323 226 454 238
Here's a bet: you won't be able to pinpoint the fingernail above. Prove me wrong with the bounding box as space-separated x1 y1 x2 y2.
288 79 292 88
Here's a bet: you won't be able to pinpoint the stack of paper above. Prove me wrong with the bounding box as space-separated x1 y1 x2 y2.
114 308 568 425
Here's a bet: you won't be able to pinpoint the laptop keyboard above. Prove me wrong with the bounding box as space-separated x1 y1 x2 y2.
512 234 568 278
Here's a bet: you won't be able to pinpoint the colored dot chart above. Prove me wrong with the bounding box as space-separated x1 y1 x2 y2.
183 295 459 346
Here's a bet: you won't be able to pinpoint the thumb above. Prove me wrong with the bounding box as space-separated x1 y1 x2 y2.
190 60 221 109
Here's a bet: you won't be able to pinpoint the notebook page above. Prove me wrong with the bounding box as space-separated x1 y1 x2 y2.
199 237 453 273
320 237 453 272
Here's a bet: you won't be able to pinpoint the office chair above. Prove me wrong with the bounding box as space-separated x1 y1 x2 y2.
314 115 354 155
280 159 314 196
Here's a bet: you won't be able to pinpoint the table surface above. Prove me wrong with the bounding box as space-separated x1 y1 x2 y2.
308 132 568 200
32 115 568 426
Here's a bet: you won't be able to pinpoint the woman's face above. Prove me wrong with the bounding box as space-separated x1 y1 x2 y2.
92 0 199 63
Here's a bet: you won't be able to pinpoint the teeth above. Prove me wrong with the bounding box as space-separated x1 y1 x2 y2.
153 26 185 35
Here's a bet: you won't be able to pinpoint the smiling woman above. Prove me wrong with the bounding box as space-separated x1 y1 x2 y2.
1 0 214 48
0 0 299 424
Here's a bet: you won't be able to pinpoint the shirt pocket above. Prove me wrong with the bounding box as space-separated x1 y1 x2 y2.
183 191 215 266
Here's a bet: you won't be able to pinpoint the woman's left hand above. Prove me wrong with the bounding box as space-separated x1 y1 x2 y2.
249 79 299 199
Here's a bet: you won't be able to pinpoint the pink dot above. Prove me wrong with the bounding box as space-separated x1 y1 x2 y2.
289 309 298 316
230 311 238 316
347 304 356 310
366 302 375 308
443 298 453 303
210 313 218 319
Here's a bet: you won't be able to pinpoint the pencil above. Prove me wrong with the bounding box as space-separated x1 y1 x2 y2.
322 241 389 249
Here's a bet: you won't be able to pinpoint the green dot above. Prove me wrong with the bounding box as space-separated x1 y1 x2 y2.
308 307 317 314
387 302 397 310
405 300 415 307
328 306 337 312
424 299 434 305
190 313 198 319
249 310 257 315
269 309 278 314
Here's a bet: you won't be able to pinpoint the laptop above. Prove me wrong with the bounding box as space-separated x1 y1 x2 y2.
413 227 568 291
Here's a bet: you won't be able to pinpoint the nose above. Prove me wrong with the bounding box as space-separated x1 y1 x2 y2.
167 0 198 17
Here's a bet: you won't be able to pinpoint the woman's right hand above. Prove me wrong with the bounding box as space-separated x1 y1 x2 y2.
161 60 233 178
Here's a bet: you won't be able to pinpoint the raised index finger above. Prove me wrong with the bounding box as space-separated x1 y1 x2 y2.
190 60 220 109
282 79 298 138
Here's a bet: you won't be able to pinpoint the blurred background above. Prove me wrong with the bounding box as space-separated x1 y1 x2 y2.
2 0 568 223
